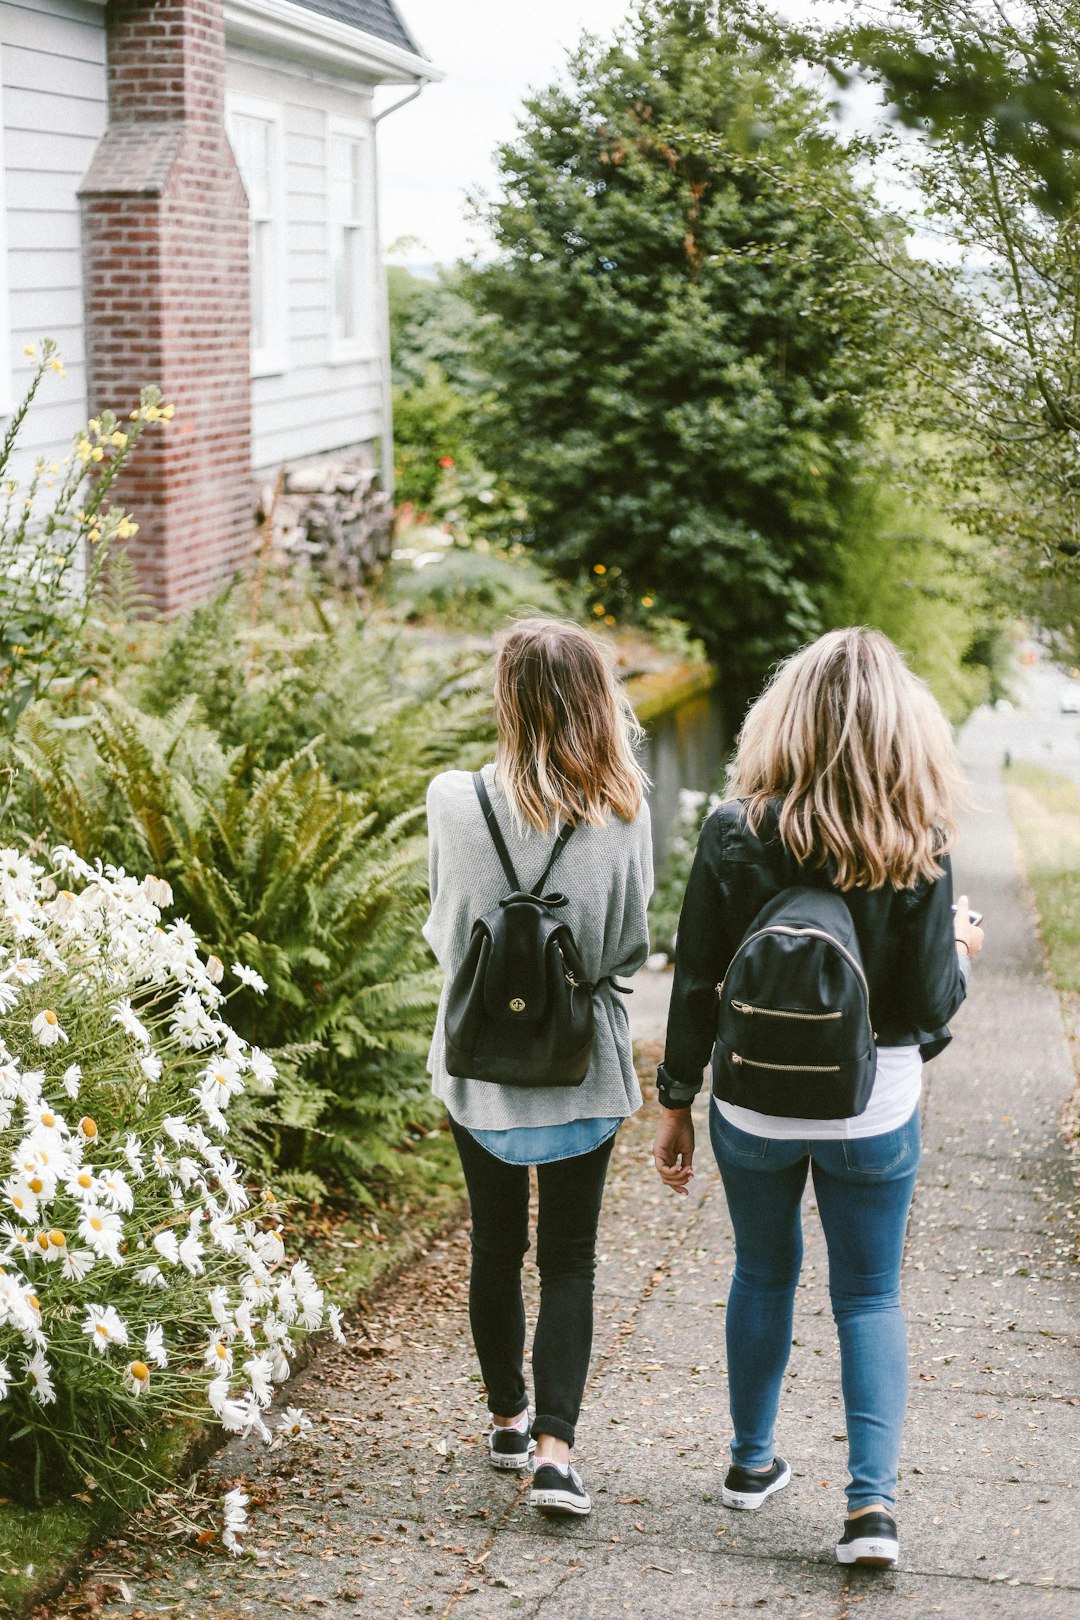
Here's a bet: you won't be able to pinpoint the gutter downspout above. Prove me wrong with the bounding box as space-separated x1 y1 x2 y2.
372 78 426 504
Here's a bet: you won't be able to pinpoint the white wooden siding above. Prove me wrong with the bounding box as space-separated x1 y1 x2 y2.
0 0 106 473
226 50 384 471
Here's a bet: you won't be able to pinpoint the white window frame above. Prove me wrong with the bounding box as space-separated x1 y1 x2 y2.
226 92 288 379
0 56 12 419
326 115 377 365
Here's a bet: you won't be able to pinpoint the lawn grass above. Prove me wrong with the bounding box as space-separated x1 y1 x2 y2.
0 1127 465 1620
1004 762 1080 999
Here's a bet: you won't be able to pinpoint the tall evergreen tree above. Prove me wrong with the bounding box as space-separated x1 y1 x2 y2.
468 0 898 698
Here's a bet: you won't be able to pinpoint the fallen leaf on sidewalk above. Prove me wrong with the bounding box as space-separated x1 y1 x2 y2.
641 1564 675 1574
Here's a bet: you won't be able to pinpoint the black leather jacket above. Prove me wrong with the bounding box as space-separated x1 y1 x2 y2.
656 799 968 1110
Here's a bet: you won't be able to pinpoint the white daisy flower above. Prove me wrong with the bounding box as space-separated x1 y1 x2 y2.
204 1334 233 1374
83 1302 129 1354
141 875 173 908
78 1206 124 1264
0 1359 10 1400
243 1351 274 1407
98 1169 134 1214
123 1133 145 1179
207 1286 231 1327
134 1263 166 1290
152 1230 180 1265
62 1247 96 1283
247 1047 277 1090
62 1063 82 1099
31 1010 68 1048
144 1323 168 1369
111 997 151 1045
327 1304 346 1345
222 1487 249 1556
277 1406 312 1438
139 1051 163 1082
297 1289 324 1332
0 979 21 1013
24 1348 56 1405
10 956 43 986
231 963 267 995
123 1358 151 1395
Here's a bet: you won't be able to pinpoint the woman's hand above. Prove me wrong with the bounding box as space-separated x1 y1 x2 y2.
652 1107 695 1195
954 894 985 960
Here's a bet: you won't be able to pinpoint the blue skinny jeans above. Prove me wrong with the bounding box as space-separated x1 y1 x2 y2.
709 1103 921 1512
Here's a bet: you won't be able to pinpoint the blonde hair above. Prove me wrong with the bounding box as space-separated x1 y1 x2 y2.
493 618 647 833
728 627 961 891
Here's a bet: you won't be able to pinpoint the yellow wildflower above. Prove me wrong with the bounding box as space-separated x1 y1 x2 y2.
91 446 105 462
161 403 175 420
87 527 101 544
116 518 138 541
592 603 605 617
604 614 616 626
641 595 654 608
110 431 128 449
49 358 66 376
22 343 36 360
593 563 607 575
143 405 161 422
76 438 92 464
88 419 101 435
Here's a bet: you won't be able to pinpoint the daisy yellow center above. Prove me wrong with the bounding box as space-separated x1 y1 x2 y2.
129 1361 150 1382
12 1194 25 1209
80 1117 98 1139
89 1216 103 1233
78 1172 93 1189
95 1323 109 1338
43 1011 57 1026
35 1232 49 1250
48 1230 66 1248
215 1073 228 1087
28 1178 44 1194
27 1293 40 1310
215 1342 228 1360
41 1113 56 1127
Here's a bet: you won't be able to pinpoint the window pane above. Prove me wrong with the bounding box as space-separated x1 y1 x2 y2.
233 115 273 219
250 218 268 353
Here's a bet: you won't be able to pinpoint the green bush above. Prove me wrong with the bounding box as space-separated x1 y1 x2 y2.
10 591 496 1199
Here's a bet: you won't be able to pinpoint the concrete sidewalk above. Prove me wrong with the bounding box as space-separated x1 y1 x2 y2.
46 738 1080 1619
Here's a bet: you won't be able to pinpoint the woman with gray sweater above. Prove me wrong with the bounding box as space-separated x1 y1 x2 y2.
424 618 653 1517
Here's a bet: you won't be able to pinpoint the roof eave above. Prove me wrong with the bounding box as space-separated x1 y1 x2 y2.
223 0 444 85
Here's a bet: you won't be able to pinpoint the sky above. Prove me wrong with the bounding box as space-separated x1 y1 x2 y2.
376 0 633 266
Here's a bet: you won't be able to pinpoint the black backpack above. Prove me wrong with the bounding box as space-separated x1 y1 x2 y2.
713 887 877 1118
443 773 596 1088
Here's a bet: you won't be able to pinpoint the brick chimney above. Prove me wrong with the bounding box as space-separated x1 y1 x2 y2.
79 0 253 612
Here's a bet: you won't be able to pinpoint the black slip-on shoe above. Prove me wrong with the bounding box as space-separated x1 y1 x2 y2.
529 1460 592 1517
488 1414 536 1471
720 1456 792 1510
836 1510 899 1568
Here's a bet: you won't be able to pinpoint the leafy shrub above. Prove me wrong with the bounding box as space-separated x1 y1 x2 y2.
0 844 328 1524
649 788 722 957
0 340 168 734
384 547 567 633
14 693 456 1201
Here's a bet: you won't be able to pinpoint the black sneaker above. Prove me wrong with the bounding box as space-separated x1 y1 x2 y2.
488 1412 536 1472
720 1456 791 1511
529 1460 592 1517
836 1510 899 1568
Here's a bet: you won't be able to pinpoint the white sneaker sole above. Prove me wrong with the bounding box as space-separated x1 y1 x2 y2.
721 1461 792 1511
529 1487 592 1517
836 1536 899 1568
489 1438 536 1472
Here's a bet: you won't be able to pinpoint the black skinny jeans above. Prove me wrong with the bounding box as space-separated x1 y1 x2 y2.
449 1116 615 1447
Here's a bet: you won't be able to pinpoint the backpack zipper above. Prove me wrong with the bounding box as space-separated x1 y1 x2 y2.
731 1053 842 1073
718 925 871 1023
732 1000 841 1022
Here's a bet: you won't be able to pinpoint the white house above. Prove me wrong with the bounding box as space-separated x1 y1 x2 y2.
0 0 438 609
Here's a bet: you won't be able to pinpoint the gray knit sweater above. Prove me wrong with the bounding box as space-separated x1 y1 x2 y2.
423 763 654 1131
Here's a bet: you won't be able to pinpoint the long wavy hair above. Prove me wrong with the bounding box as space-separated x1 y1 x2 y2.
728 628 961 891
493 618 647 833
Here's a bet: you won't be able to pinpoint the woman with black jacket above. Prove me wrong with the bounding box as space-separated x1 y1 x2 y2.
652 628 983 1569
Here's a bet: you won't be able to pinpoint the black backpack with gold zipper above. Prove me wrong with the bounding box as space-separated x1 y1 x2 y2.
713 887 877 1118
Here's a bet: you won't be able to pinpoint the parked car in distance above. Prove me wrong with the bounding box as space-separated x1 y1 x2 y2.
1060 684 1080 714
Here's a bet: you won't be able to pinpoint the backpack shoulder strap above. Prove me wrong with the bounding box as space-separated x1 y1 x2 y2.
473 771 576 896
532 819 575 897
473 771 522 892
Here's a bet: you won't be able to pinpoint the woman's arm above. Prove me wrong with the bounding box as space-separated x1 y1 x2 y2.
656 810 735 1108
897 851 972 1029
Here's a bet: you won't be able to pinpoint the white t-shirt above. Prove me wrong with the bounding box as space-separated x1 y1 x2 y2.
714 1043 922 1141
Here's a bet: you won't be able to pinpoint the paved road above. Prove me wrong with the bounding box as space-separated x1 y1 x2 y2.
44 733 1080 1619
970 650 1080 790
